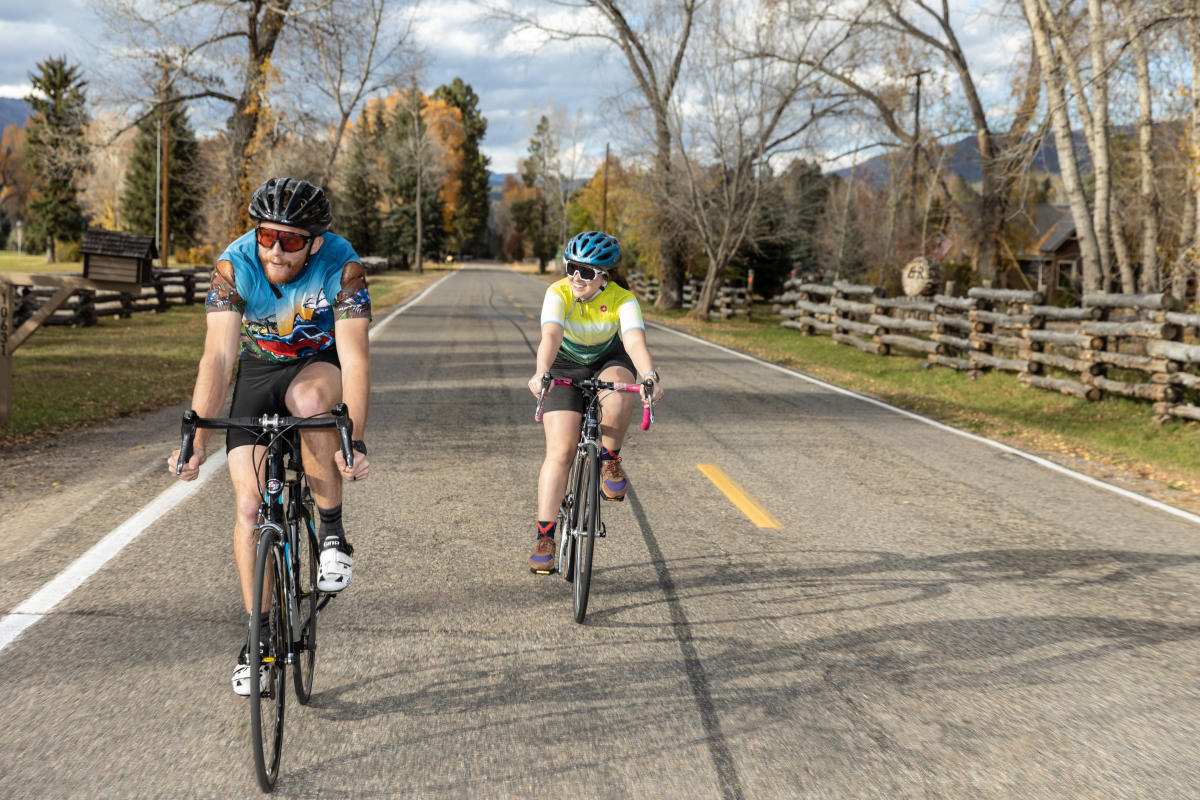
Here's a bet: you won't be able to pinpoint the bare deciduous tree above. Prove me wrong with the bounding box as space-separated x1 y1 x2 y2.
1021 0 1105 292
491 0 700 308
92 0 410 237
670 0 846 318
290 0 419 186
765 0 1043 286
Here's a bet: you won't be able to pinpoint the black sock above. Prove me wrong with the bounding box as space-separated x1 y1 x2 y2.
600 446 620 461
318 505 347 549
246 614 270 653
537 520 556 539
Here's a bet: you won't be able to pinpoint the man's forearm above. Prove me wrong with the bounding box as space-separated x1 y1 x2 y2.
190 353 234 449
339 354 370 439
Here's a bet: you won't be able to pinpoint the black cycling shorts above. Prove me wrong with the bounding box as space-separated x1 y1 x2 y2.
226 348 341 452
542 339 636 415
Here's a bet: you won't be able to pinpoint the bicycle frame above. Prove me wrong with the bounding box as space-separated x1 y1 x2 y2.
534 375 654 621
178 404 353 791
178 406 353 653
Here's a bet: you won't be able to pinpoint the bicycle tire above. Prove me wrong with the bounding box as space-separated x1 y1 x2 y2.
292 486 318 704
559 453 584 582
572 444 600 623
250 529 286 792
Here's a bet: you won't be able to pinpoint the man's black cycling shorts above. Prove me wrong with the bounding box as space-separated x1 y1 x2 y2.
542 339 636 416
225 348 341 452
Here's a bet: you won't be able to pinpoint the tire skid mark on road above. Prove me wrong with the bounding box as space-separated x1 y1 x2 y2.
0 272 457 656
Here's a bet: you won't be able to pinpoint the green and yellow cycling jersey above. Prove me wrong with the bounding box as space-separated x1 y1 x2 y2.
540 278 645 364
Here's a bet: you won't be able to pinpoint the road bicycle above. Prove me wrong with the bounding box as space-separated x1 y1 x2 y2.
177 405 355 793
535 375 654 623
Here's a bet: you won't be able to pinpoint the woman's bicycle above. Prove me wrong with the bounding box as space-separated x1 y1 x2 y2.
177 404 355 793
535 375 654 623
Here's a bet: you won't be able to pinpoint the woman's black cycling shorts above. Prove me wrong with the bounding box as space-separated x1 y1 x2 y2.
542 339 636 416
226 348 341 452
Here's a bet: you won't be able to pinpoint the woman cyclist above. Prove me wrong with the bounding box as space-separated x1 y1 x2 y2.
526 231 665 572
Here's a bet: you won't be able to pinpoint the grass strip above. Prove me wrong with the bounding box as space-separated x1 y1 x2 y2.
1 269 446 447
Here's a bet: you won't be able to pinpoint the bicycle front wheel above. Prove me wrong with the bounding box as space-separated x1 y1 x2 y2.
250 530 287 792
292 491 318 704
572 444 600 623
559 453 584 582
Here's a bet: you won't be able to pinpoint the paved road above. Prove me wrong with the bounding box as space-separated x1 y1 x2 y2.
2 263 1199 799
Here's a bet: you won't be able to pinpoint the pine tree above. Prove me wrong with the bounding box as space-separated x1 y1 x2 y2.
337 111 382 256
24 56 90 259
432 78 491 257
515 116 558 272
120 105 203 250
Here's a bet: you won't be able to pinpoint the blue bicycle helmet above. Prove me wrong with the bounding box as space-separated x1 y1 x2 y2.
564 230 621 268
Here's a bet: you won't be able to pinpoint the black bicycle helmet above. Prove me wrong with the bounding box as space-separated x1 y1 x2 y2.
564 230 621 268
247 177 333 235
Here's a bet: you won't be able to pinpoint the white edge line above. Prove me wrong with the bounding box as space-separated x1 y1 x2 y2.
0 272 455 655
649 321 1200 528
0 454 225 651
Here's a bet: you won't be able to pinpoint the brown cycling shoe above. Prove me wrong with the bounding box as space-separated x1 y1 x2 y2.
529 535 556 573
601 457 627 501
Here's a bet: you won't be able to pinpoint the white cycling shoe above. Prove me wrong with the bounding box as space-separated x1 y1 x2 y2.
232 640 270 696
317 538 353 593
232 662 271 696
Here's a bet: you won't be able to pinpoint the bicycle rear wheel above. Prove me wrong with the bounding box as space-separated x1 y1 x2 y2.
250 529 287 792
572 444 600 623
292 487 318 704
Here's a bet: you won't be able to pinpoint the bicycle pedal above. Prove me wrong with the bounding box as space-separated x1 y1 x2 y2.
530 567 558 575
602 494 626 502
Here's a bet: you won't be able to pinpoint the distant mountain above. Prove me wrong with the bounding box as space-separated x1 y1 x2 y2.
487 171 589 195
834 130 1097 184
0 97 31 131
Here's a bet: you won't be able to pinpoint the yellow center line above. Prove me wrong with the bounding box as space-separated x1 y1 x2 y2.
697 464 782 529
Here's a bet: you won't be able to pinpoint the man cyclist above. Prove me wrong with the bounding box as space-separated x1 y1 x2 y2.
168 177 372 695
526 230 664 572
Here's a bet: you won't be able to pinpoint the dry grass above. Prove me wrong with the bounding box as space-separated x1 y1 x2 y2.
0 268 445 446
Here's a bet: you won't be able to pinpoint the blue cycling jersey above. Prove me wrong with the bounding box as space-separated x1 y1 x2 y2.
206 230 371 362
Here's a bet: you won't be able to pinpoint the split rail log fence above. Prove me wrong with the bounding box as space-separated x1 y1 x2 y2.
629 271 660 306
12 268 210 328
775 280 1200 425
632 272 749 319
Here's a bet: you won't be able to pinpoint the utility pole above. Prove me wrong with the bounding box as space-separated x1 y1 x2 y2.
908 69 929 232
154 59 172 270
600 143 609 233
160 98 170 270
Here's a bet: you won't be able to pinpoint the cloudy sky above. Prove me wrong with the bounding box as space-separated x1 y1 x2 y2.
0 0 629 175
0 0 1045 177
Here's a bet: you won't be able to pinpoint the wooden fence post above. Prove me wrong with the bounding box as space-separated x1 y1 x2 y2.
1 279 12 426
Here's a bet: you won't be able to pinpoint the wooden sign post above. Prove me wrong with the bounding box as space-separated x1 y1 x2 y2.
1 279 12 427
